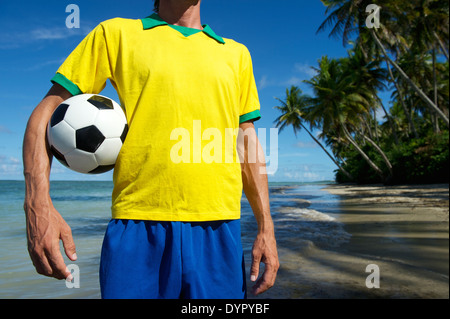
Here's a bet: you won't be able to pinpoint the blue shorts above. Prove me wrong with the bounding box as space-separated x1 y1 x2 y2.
99 219 247 299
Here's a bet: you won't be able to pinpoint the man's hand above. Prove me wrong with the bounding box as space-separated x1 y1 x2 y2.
23 83 75 280
25 199 77 280
238 121 279 296
250 227 279 295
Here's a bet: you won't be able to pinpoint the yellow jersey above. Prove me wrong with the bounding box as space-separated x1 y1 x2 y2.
52 14 261 221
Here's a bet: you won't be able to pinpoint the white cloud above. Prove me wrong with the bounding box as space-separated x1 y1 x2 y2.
285 63 317 87
295 141 318 148
294 63 317 78
0 25 93 49
284 76 303 86
8 157 20 164
31 28 70 40
280 169 321 182
25 58 66 71
0 155 22 177
278 152 310 158
271 163 331 183
0 126 13 134
259 62 317 90
258 75 270 89
302 171 320 180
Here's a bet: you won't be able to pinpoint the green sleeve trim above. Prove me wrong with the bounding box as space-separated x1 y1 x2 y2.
51 73 82 96
239 109 261 124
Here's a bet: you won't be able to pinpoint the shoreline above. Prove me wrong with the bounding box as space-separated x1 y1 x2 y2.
324 183 449 298
252 183 449 299
323 182 449 211
1 181 448 299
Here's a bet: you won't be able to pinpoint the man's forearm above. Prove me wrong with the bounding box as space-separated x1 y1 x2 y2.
241 156 273 233
22 84 77 280
239 122 272 231
238 121 279 295
23 104 53 206
23 85 70 206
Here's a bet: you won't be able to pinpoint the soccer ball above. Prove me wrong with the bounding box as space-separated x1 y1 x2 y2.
47 94 128 174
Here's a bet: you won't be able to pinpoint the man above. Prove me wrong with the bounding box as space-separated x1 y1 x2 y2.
23 0 279 299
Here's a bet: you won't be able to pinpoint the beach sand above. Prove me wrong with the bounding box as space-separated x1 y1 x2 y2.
251 183 449 299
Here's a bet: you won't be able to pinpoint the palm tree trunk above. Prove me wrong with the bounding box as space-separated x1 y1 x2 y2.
362 134 393 178
301 123 354 181
371 29 449 126
432 48 440 133
378 97 400 145
338 154 347 166
373 108 379 143
433 31 449 61
364 116 374 140
342 125 385 180
383 52 419 138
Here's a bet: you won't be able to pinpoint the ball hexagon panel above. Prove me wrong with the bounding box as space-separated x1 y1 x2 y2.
94 109 125 139
49 121 76 155
120 124 129 143
75 125 105 153
50 145 69 167
46 124 53 147
65 148 99 173
50 103 70 127
89 164 115 174
64 99 99 130
94 137 123 165
120 124 128 144
115 106 127 123
88 95 114 110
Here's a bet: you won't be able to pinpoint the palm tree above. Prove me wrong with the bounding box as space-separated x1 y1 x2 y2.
317 0 379 46
344 49 395 175
353 30 402 144
317 0 449 126
368 0 449 126
318 127 351 168
342 45 399 141
304 56 387 180
370 28 449 126
273 86 354 181
385 54 420 138
407 0 449 62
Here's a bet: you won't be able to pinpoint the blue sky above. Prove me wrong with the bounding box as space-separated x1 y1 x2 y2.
0 0 351 182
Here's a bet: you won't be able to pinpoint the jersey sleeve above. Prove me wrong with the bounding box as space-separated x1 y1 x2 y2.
239 46 261 124
51 23 114 95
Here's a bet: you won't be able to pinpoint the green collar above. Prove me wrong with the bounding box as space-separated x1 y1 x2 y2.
141 13 225 44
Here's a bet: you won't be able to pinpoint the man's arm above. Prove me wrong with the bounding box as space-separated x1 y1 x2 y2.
23 83 77 280
238 121 279 295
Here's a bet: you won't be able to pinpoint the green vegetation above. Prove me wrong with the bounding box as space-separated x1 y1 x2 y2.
275 0 449 184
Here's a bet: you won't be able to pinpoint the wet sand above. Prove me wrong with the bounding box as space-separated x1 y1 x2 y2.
252 183 449 299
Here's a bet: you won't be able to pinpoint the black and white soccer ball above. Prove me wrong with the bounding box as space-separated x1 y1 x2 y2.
47 94 128 174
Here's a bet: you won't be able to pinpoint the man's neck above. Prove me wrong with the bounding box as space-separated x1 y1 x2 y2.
158 0 202 29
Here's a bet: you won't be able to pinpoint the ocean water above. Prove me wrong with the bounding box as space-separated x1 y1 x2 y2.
0 180 349 299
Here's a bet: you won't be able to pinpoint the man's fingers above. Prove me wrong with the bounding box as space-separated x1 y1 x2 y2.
30 249 53 277
250 251 261 282
29 247 70 280
251 263 277 295
60 225 77 261
251 275 265 295
46 246 71 280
